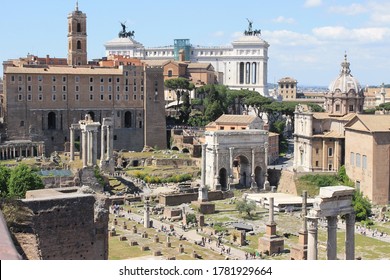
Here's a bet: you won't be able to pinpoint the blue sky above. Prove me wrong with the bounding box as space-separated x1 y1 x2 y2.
1 0 390 87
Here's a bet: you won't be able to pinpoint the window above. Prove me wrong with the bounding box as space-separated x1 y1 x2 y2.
168 70 173 77
350 152 355 166
108 94 112 101
52 85 56 92
77 40 81 50
220 126 225 130
20 121 24 127
116 95 120 101
100 85 104 92
355 181 360 191
27 76 32 82
362 155 367 169
315 161 319 167
18 94 23 101
356 153 361 167
89 85 93 92
18 75 22 82
133 94 137 100
62 85 67 92
75 85 79 92
38 75 43 82
100 77 104 83
10 75 15 82
27 85 32 92
27 94 32 101
52 94 56 101
75 76 80 83
108 77 112 83
89 77 94 83
18 86 23 92
116 86 120 92
38 94 43 101
90 94 93 100
328 147 333 157
116 78 120 83
62 76 66 83
52 76 56 82
63 94 67 101
349 105 354 112
133 86 137 92
336 104 340 112
316 148 319 154
100 94 104 101
108 85 112 92
75 94 79 101
125 95 129 101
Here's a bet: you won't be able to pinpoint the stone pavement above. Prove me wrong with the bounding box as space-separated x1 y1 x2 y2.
122 210 251 260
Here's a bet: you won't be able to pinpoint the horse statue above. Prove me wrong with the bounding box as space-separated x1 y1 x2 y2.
118 22 135 38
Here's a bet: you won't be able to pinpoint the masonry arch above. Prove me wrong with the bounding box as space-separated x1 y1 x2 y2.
219 168 228 191
182 148 190 153
48 112 56 130
233 155 250 187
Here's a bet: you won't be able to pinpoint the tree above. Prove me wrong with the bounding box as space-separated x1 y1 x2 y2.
352 191 372 222
236 199 257 217
244 93 273 119
7 164 44 198
0 165 10 197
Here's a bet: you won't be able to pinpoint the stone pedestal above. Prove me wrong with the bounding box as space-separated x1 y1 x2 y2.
198 215 205 227
178 245 184 253
193 201 215 214
258 223 285 255
290 230 308 260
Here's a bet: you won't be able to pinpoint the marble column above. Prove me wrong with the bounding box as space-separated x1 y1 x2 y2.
106 126 111 161
93 130 98 165
87 131 93 166
327 216 338 260
268 197 275 225
264 142 269 167
345 213 355 260
198 144 208 202
13 147 16 158
100 125 106 162
144 201 150 228
307 213 319 260
322 140 326 171
251 148 256 189
31 145 34 157
70 127 75 161
229 147 234 178
82 130 87 168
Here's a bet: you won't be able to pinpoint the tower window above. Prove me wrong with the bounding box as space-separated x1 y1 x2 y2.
77 23 81 33
77 40 81 50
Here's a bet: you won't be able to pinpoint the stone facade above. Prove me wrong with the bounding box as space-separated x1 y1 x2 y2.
204 130 268 190
1 4 167 156
345 115 390 205
22 188 109 260
105 22 269 96
278 77 297 100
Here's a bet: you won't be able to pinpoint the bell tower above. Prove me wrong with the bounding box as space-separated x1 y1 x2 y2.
67 1 87 66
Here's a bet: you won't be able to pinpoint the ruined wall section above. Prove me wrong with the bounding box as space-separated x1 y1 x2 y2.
22 193 109 260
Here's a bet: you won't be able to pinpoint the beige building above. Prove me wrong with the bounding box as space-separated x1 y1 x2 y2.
363 83 390 109
293 54 363 172
1 3 167 155
345 115 390 205
278 77 297 100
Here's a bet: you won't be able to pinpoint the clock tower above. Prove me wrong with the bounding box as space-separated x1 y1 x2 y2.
67 1 87 66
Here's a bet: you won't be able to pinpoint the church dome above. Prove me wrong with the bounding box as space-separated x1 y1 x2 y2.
328 54 362 95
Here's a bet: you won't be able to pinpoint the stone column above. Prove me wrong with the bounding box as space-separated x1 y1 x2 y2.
335 140 339 170
106 126 111 161
87 130 93 166
82 130 87 168
229 147 234 178
307 212 319 260
31 145 34 157
264 142 269 167
144 201 150 228
100 125 106 162
70 127 75 161
198 144 208 202
13 147 16 158
327 216 338 260
93 130 98 165
345 213 355 260
268 197 275 225
250 148 256 189
322 140 326 171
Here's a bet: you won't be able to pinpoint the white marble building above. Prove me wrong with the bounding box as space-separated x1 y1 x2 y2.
104 23 269 96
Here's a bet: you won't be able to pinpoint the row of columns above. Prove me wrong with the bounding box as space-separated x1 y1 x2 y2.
307 212 355 260
0 144 44 160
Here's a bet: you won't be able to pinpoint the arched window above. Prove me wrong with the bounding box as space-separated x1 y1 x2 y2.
48 112 56 130
77 23 81 33
77 40 81 50
124 111 132 128
239 62 244 84
167 70 173 77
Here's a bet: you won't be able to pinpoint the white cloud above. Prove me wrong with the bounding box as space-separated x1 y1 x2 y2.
273 16 295 24
262 30 320 46
212 31 225 37
312 26 390 43
328 3 367 16
304 0 322 8
368 2 390 24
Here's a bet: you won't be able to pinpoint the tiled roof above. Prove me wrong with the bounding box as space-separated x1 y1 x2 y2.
348 114 390 132
214 114 257 125
5 66 123 75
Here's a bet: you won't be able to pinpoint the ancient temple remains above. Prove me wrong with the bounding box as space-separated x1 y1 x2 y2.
306 186 355 260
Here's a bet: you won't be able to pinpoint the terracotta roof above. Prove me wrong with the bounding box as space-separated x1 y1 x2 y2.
187 63 212 69
214 114 258 125
347 115 390 132
313 131 344 138
5 66 123 75
313 112 356 121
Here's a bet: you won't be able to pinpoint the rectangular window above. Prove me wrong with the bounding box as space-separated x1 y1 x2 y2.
100 94 104 101
220 126 225 130
125 95 129 101
350 152 355 166
75 85 79 92
27 94 32 101
75 76 80 83
89 77 94 83
100 77 104 83
100 85 104 92
108 85 112 92
52 76 56 82
356 153 361 167
63 94 67 101
125 86 129 92
89 85 93 92
315 148 319 154
328 147 333 157
38 94 43 101
116 77 120 83
125 71 128 76
38 85 43 92
116 86 120 92
27 85 32 92
90 94 93 100
52 85 56 92
133 86 137 92
133 94 137 100
315 161 319 167
27 76 32 82
52 94 56 101
75 94 79 101
62 76 67 83
18 86 23 92
38 75 43 83
140 95 144 100
10 75 15 82
62 85 67 92
108 94 112 101
108 77 112 83
362 155 367 169
116 95 120 101
18 75 22 82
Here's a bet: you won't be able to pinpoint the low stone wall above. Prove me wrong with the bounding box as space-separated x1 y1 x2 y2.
159 190 226 206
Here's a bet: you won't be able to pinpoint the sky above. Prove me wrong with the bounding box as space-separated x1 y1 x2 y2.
1 0 390 87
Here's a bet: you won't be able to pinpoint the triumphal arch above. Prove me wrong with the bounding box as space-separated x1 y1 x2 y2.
204 130 269 191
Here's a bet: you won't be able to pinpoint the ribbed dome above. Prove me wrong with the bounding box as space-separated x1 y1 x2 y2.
328 54 361 95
